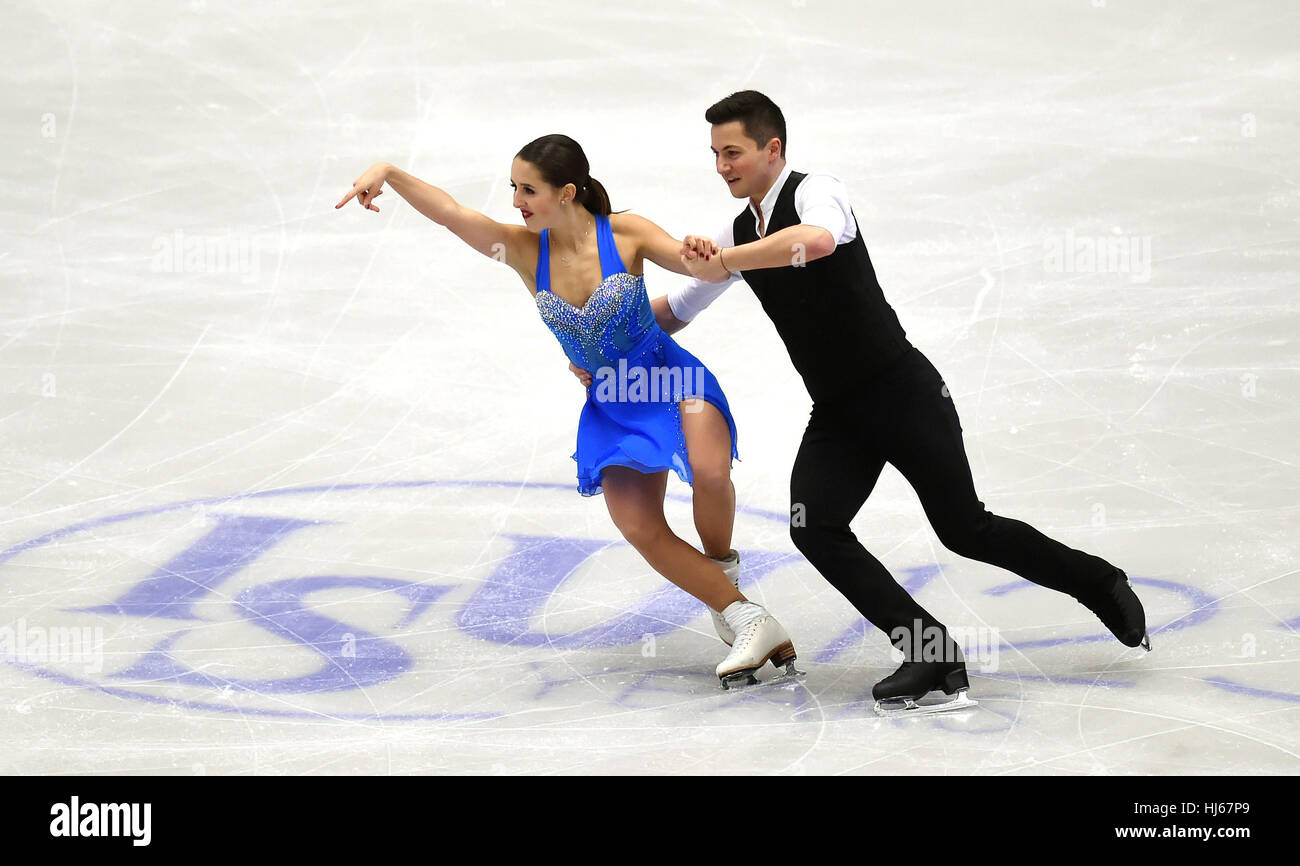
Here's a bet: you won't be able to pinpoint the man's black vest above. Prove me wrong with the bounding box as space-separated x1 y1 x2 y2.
733 170 912 402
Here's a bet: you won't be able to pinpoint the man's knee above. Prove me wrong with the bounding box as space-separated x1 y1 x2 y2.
934 511 994 558
789 512 848 558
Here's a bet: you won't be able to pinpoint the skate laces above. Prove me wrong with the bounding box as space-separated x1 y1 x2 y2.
721 601 767 648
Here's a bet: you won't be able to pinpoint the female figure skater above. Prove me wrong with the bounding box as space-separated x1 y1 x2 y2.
335 134 797 687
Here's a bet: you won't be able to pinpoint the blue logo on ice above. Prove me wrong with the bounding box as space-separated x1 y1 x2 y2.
0 480 800 721
1 479 1243 722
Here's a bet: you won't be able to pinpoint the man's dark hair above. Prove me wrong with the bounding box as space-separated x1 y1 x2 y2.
705 90 787 158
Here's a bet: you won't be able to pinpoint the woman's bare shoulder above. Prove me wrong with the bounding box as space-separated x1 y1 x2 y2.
609 212 655 230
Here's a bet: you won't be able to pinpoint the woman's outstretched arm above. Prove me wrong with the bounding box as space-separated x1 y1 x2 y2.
337 162 535 277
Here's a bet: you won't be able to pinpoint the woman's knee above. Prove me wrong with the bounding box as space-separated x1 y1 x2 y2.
611 511 670 551
603 469 669 548
681 401 733 480
689 457 731 492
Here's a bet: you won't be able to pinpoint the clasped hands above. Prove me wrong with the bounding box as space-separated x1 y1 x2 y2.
679 235 731 283
566 233 730 387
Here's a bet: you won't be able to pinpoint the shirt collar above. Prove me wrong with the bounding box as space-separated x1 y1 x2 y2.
748 162 793 237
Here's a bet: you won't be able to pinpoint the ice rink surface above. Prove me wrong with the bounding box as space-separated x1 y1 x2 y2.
1 0 1296 775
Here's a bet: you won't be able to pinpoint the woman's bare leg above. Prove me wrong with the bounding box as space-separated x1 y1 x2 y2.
601 465 744 612
679 398 736 559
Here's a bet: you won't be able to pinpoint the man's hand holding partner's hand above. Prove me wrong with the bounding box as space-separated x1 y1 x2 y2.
680 235 729 282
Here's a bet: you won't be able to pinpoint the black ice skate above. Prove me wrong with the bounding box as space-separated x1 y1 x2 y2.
871 659 977 718
1077 568 1151 651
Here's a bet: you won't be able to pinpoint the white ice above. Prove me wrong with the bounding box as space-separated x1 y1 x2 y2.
0 0 1296 775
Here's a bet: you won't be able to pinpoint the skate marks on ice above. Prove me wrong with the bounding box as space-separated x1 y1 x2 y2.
0 481 823 728
0 478 1262 736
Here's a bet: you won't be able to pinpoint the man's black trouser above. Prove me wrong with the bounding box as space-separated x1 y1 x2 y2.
789 346 1116 658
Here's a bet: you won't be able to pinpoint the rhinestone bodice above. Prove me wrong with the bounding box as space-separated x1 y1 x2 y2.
535 272 658 372
534 214 660 372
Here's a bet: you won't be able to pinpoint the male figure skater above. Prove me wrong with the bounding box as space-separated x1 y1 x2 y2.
578 91 1150 715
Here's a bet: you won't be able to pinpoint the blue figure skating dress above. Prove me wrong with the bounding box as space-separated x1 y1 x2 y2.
534 213 739 496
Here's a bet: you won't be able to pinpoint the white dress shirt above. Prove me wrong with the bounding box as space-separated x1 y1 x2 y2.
667 164 859 323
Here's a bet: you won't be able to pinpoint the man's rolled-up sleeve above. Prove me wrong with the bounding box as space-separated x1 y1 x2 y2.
795 173 856 245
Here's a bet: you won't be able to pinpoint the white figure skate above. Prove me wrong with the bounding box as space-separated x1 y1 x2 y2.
715 602 803 689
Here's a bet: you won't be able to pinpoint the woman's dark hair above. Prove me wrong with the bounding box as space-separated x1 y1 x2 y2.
705 90 787 158
515 134 612 216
